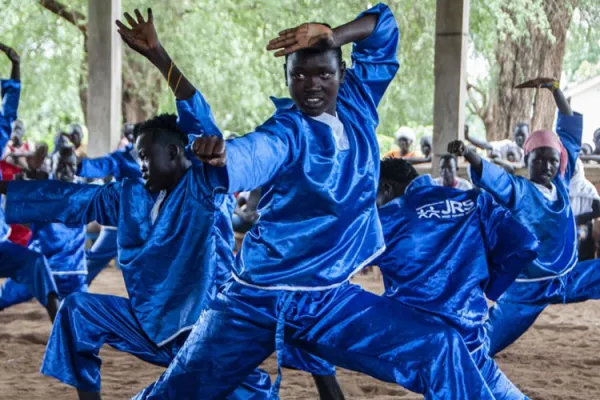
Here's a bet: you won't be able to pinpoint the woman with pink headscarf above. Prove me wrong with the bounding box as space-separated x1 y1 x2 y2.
448 78 599 357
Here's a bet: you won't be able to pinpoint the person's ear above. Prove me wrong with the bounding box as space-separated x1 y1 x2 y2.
168 143 180 161
339 60 346 83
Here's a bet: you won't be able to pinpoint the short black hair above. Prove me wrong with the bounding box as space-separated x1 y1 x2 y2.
514 123 529 134
136 114 188 147
58 145 76 160
440 153 457 164
380 157 419 186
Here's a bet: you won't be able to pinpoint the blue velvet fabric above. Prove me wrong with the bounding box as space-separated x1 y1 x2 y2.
377 175 538 341
471 112 590 354
375 176 537 399
77 143 142 182
6 169 223 347
0 239 57 307
85 227 118 284
471 112 582 280
0 221 88 308
133 281 495 400
0 80 20 238
40 292 272 397
177 3 399 289
487 258 600 355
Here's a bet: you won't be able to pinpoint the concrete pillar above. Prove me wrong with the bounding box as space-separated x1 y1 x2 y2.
432 0 470 176
87 0 122 157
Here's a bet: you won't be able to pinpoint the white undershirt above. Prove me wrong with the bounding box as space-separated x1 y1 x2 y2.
151 190 167 225
310 112 349 151
533 182 558 202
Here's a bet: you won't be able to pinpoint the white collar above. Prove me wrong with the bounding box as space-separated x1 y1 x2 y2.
533 182 557 202
151 190 167 225
310 112 349 151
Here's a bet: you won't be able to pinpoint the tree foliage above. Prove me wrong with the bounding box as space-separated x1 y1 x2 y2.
1 0 598 149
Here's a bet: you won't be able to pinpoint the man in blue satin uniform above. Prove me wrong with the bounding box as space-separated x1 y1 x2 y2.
75 123 142 285
0 42 59 321
0 115 272 400
0 146 88 310
449 78 599 356
116 6 497 400
375 157 538 400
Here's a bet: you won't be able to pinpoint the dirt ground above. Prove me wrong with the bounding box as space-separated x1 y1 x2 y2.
1 267 599 399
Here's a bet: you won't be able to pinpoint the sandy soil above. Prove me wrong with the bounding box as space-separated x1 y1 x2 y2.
1 267 599 399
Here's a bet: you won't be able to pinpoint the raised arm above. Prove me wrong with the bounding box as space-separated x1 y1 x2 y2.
116 9 194 100
516 78 582 182
0 45 21 151
449 140 520 208
77 154 119 180
267 4 399 107
192 115 298 193
0 180 120 227
0 43 20 81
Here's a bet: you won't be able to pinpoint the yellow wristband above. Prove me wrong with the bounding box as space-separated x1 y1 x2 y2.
174 74 183 95
552 81 560 92
167 62 174 87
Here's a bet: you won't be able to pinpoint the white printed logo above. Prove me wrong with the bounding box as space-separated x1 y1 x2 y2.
416 199 475 219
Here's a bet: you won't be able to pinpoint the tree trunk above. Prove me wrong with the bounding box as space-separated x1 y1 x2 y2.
484 0 575 141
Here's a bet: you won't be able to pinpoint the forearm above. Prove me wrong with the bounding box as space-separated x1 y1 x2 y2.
553 87 573 116
466 136 492 151
580 155 600 163
147 45 194 100
463 148 483 176
405 156 432 165
491 158 516 175
10 60 19 81
332 14 378 47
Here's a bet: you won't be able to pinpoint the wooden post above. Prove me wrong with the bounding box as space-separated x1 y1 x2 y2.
432 0 470 176
87 0 122 157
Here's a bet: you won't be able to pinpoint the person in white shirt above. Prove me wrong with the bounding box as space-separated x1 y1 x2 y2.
433 153 473 190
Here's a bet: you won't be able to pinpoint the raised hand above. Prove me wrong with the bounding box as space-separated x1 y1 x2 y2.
116 8 160 59
448 140 467 157
191 136 226 167
266 23 334 57
0 43 20 64
515 77 557 91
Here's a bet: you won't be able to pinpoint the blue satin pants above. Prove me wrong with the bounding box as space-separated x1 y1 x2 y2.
487 259 600 356
86 227 119 285
134 281 495 400
40 292 272 398
0 240 57 308
0 273 87 309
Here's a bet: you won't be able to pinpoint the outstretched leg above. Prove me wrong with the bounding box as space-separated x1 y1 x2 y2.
0 241 58 321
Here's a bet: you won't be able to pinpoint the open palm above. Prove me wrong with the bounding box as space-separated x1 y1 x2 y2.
267 23 333 57
116 8 160 58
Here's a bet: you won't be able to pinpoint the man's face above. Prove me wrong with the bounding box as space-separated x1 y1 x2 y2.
54 153 77 182
11 120 24 146
421 143 431 157
439 158 457 187
527 147 560 187
506 150 517 162
286 50 344 117
514 132 527 148
136 132 176 193
398 138 412 153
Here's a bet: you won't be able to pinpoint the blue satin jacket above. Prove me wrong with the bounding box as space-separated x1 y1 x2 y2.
471 112 583 280
6 166 228 346
77 143 142 182
0 79 20 240
376 175 538 347
29 222 87 275
180 3 399 289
